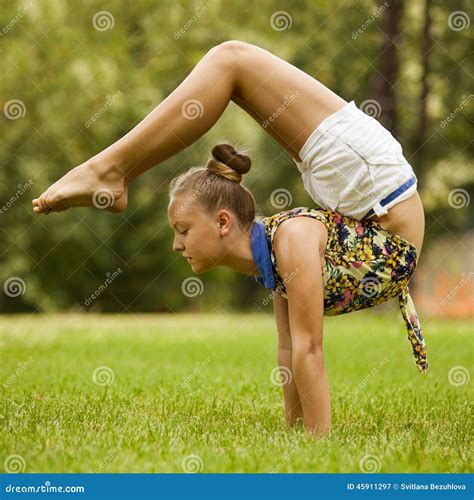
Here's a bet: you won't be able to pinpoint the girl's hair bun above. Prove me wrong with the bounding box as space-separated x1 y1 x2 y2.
206 143 251 183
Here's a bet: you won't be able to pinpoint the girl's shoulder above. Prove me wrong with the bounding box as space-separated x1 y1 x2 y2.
261 206 330 236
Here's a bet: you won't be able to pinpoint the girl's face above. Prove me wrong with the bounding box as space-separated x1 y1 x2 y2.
167 193 231 273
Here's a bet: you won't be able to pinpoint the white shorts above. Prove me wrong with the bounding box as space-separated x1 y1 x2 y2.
293 100 418 220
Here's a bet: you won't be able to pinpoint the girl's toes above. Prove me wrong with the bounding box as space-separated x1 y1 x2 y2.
37 196 46 211
41 195 51 212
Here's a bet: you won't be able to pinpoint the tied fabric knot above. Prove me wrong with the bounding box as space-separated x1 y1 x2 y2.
398 287 428 373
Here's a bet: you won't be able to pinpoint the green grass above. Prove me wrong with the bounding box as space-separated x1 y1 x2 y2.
0 311 472 473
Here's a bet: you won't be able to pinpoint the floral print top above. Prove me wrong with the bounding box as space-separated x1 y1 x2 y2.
253 207 428 373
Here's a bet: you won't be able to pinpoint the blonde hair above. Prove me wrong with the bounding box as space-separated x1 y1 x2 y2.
168 143 257 230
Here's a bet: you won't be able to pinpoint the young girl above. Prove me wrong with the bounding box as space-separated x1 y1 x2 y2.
167 143 427 437
31 40 424 256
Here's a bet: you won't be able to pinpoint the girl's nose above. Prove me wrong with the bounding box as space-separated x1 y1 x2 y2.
172 237 184 252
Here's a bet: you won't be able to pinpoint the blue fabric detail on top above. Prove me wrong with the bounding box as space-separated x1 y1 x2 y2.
250 220 275 289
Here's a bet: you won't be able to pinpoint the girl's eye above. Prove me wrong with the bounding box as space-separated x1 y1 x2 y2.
179 230 188 236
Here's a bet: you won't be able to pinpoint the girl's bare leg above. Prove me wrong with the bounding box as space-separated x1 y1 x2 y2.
32 40 346 214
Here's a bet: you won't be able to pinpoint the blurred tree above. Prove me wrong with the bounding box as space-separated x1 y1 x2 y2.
0 0 471 313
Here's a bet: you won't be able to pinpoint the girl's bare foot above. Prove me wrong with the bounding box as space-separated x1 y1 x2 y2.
32 160 128 214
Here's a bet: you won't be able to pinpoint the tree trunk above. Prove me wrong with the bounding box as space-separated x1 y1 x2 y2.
370 0 404 136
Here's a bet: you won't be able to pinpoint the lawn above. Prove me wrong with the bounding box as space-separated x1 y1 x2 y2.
0 311 471 473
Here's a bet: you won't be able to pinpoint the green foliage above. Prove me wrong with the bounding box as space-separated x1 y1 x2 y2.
0 0 471 311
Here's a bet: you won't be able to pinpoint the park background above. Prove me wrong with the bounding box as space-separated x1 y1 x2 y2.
0 0 472 474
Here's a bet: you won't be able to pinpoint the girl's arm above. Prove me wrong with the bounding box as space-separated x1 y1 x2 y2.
273 291 304 427
273 217 331 437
